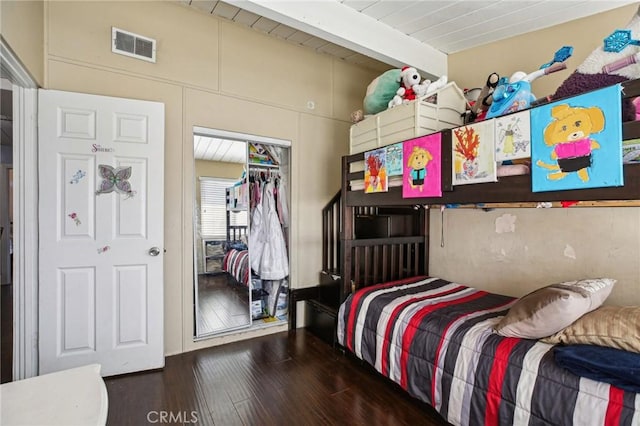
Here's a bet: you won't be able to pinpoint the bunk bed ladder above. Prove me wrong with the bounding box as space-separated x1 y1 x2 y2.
321 190 342 278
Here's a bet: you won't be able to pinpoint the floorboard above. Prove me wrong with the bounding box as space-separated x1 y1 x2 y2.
1 284 12 384
105 329 449 425
197 274 250 334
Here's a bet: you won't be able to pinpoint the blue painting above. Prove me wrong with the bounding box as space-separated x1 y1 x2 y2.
531 84 623 192
386 143 403 176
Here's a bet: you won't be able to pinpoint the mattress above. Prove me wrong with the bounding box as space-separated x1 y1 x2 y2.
337 276 640 426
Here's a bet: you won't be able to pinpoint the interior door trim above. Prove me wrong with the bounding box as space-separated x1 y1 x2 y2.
1 36 40 380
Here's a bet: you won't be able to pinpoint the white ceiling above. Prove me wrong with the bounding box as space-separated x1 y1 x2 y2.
194 135 246 163
184 0 637 79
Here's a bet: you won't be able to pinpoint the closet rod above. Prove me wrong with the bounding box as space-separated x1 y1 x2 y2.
249 163 280 169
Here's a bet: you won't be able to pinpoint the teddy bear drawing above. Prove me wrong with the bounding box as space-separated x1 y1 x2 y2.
536 104 605 182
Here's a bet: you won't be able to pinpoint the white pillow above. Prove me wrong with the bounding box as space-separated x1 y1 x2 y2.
494 278 616 339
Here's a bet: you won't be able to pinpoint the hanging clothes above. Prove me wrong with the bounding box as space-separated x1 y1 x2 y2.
275 177 289 228
248 201 264 273
254 180 289 280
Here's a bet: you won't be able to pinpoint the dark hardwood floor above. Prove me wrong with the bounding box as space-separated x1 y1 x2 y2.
105 329 450 426
1 284 12 384
197 273 251 334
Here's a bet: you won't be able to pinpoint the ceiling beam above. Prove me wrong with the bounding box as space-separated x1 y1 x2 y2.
231 0 447 80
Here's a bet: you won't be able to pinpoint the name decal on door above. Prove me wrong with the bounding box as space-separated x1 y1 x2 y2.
92 144 115 153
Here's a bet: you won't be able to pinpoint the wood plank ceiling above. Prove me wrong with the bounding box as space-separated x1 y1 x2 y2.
182 0 636 79
183 0 635 160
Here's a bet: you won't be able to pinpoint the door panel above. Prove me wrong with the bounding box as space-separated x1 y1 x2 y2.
58 267 96 354
39 89 164 376
114 265 147 347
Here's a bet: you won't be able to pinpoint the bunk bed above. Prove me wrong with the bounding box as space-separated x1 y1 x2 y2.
222 184 249 287
221 243 249 286
329 79 640 426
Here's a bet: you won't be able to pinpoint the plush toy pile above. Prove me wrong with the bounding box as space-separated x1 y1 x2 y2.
363 68 401 116
387 66 428 108
360 66 449 118
553 4 640 121
389 66 448 109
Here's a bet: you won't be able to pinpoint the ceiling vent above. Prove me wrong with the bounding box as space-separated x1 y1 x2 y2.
111 27 156 63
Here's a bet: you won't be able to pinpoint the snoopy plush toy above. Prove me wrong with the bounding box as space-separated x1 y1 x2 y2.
388 66 448 108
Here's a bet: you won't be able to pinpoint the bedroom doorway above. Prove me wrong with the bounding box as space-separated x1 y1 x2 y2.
1 79 14 384
1 38 39 381
192 127 290 339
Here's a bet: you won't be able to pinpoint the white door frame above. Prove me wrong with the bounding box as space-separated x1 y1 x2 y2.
1 36 39 380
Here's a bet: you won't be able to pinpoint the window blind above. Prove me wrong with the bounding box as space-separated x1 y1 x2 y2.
200 178 248 239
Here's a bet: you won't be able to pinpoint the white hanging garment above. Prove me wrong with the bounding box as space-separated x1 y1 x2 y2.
259 181 289 280
276 178 289 228
249 201 264 273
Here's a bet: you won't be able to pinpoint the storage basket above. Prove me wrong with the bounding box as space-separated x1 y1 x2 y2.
350 82 468 154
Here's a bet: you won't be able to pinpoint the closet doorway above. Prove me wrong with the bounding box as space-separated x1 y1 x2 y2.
192 127 290 339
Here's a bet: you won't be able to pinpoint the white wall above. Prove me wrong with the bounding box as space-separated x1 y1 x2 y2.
42 0 379 354
441 3 640 305
430 207 640 305
0 1 45 86
7 0 639 355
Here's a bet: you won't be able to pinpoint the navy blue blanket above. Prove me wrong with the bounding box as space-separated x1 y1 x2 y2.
554 344 640 393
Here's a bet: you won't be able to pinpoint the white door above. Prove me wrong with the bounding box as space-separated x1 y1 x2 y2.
38 90 164 377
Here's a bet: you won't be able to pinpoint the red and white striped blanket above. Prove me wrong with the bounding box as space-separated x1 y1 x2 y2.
337 276 640 426
222 248 249 286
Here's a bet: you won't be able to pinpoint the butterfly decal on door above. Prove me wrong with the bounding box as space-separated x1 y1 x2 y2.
96 164 135 197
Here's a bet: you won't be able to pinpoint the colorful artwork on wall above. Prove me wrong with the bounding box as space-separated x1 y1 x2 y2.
495 110 531 161
531 84 623 192
452 121 497 185
386 143 403 176
623 138 640 163
402 133 442 198
364 148 388 193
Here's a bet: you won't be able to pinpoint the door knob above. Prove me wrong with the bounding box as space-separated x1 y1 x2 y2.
148 247 161 256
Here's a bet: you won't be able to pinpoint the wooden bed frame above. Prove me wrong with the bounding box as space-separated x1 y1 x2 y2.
336 78 640 303
290 79 640 426
226 224 247 242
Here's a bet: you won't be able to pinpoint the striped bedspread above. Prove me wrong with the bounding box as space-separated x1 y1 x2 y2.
222 248 249 286
337 276 640 426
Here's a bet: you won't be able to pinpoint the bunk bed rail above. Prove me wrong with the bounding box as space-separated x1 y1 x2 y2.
321 190 341 276
342 237 427 293
226 225 247 242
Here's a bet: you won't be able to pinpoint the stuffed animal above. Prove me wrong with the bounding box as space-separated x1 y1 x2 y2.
423 75 449 97
363 69 402 115
553 5 640 121
388 66 431 108
463 72 500 123
388 68 449 108
350 109 364 123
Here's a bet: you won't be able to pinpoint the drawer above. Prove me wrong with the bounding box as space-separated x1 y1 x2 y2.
305 300 338 346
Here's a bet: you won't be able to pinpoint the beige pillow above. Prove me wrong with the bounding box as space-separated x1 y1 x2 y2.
542 306 640 353
494 278 616 339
